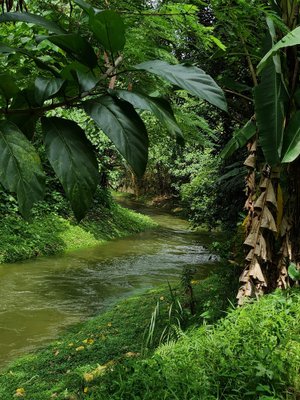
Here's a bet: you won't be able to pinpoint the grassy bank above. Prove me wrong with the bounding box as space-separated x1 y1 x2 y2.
0 267 236 399
1 267 300 399
102 289 300 400
0 202 156 264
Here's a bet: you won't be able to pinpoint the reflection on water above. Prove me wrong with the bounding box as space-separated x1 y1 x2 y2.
0 201 218 369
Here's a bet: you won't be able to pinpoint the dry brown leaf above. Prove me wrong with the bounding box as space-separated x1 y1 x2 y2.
244 154 256 168
249 258 267 285
266 183 277 208
246 171 255 191
237 281 253 304
255 284 265 297
254 234 267 261
259 177 268 190
244 231 257 247
286 236 292 259
276 184 283 232
244 218 260 246
277 263 288 289
254 192 265 210
250 141 257 152
244 197 253 211
280 216 292 237
261 206 277 232
246 248 254 261
239 269 250 283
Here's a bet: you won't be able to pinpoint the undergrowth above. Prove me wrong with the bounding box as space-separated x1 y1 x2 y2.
0 193 156 264
2 266 299 400
94 290 300 400
0 267 236 399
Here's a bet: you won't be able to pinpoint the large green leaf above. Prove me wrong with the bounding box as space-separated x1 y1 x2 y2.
8 114 38 140
61 62 98 92
37 34 98 68
288 263 300 281
89 10 125 52
34 77 64 105
281 111 300 163
42 117 99 221
220 119 256 159
84 96 148 177
258 26 300 73
0 43 17 53
0 12 66 34
8 88 39 139
76 69 98 92
135 61 227 112
110 89 183 140
0 74 18 101
254 60 288 165
0 121 45 217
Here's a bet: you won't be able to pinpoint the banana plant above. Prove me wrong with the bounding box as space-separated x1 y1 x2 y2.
0 0 227 220
222 1 300 302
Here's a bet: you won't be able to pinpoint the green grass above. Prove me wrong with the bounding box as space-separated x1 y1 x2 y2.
0 202 156 264
0 286 168 399
1 263 299 400
94 290 300 400
0 268 237 399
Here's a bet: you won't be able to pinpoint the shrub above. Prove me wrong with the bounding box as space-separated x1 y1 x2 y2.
91 290 300 400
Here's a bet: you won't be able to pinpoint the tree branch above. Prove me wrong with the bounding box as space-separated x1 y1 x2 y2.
240 36 258 87
0 55 125 117
224 89 253 102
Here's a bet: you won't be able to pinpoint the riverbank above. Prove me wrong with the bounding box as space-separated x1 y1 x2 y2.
0 266 238 399
0 201 156 264
1 266 299 399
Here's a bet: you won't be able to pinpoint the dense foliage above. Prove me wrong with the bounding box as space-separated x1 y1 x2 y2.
97 290 300 400
0 0 226 221
0 190 155 263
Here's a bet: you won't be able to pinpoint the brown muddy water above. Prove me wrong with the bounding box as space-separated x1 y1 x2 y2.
0 201 219 369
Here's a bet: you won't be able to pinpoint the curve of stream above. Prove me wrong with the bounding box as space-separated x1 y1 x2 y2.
0 202 218 369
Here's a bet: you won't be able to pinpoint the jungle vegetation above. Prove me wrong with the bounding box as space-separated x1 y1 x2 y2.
1 0 300 302
0 0 300 399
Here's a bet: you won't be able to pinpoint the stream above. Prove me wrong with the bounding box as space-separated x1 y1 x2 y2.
0 201 218 369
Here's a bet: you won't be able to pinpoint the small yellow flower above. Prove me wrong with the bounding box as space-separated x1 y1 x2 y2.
82 338 94 345
125 352 139 358
159 296 164 301
83 372 94 382
68 342 74 347
83 387 89 394
75 345 85 351
94 364 108 376
107 322 112 327
191 280 199 285
15 388 25 397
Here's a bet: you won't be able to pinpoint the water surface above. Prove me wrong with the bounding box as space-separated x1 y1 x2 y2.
0 202 218 369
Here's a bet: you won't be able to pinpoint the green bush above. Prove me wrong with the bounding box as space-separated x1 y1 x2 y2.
0 190 156 264
91 290 300 400
0 214 67 263
176 148 221 228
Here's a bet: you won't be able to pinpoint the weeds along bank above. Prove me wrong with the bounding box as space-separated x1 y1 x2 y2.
1 267 300 400
0 268 238 399
0 190 156 264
